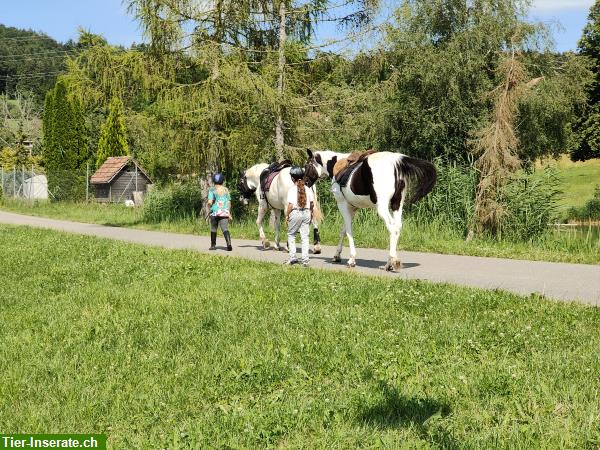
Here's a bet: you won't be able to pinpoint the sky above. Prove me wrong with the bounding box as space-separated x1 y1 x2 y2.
0 0 596 53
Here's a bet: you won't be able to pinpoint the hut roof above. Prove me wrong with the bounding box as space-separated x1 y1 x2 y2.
90 156 151 184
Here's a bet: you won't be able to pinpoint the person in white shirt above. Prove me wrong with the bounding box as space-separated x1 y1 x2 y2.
285 166 314 267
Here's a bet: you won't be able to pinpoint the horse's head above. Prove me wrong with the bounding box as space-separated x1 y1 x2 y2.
304 149 329 187
237 169 256 205
305 148 341 186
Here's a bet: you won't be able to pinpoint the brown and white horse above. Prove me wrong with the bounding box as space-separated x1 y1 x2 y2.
239 163 322 253
305 150 436 271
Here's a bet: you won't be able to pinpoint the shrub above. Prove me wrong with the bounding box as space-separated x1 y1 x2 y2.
567 186 600 221
499 167 561 241
142 183 202 223
0 184 3 203
411 160 477 235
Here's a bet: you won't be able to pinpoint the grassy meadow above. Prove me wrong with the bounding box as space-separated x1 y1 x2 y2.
1 199 599 265
1 225 600 448
536 155 600 216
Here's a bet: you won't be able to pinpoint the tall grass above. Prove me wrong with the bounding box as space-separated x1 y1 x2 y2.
142 183 202 223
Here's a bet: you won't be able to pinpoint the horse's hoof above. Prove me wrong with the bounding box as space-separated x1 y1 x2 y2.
313 244 322 255
347 259 356 268
263 240 271 249
380 258 401 272
332 255 342 263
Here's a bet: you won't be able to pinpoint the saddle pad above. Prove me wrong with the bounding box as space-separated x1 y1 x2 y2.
334 160 363 188
260 160 292 193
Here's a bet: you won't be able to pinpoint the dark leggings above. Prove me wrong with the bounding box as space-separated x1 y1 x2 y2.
210 216 229 233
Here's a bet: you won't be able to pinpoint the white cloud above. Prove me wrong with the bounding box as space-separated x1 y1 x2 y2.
531 0 594 12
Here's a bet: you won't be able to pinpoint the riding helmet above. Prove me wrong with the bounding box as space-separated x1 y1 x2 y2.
290 166 304 181
213 172 225 184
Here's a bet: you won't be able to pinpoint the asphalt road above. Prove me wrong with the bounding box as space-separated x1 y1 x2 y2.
1 210 599 305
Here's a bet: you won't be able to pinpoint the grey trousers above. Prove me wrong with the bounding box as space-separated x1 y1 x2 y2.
210 216 229 233
288 209 311 263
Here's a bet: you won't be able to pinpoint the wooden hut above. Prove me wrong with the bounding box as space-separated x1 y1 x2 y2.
90 156 152 203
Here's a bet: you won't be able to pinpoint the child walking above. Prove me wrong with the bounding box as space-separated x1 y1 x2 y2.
285 166 314 267
207 173 233 251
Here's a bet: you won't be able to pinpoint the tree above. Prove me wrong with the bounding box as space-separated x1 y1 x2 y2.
573 0 600 161
42 78 89 199
96 96 129 168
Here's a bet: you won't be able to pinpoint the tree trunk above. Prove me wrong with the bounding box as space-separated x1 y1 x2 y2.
275 1 287 161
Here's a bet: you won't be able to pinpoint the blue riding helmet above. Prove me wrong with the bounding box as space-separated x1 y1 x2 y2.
289 166 304 181
213 172 225 184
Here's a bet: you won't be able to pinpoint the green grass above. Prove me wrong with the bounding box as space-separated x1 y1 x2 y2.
537 156 600 215
1 225 600 448
1 199 599 265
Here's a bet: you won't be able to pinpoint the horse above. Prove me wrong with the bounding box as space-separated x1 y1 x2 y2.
238 163 323 253
304 149 436 271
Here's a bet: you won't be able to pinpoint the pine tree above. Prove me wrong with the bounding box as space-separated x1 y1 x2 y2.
96 96 129 168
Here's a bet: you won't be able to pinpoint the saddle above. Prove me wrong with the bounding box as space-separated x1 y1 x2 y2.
260 159 292 193
333 149 378 187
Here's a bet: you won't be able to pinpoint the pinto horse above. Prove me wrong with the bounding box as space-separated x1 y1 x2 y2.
238 163 322 253
304 150 436 271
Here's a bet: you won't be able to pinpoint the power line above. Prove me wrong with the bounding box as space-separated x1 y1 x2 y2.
0 71 64 80
0 50 77 59
0 34 58 42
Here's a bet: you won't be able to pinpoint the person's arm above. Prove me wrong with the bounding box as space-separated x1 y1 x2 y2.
226 190 232 220
207 189 214 207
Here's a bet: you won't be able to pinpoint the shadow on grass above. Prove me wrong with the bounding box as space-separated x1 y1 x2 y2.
357 381 457 448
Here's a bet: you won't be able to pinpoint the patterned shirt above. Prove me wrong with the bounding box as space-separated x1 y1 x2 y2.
208 187 231 217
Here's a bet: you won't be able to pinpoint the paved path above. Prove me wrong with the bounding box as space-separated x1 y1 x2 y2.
1 210 599 305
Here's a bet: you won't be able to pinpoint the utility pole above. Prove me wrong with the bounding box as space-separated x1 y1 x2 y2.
275 0 287 161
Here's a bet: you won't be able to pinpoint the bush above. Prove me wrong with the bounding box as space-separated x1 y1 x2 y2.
0 184 3 203
499 168 561 241
566 186 600 221
142 183 202 223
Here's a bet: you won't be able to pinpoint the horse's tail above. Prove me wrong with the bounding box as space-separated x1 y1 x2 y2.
311 186 323 224
397 155 437 205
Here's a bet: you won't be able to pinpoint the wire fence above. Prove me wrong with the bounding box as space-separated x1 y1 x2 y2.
0 164 149 204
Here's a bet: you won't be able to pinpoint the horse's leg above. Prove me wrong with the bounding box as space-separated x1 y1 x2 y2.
339 202 358 268
312 220 322 254
377 203 401 272
273 209 284 251
332 223 346 263
257 200 270 249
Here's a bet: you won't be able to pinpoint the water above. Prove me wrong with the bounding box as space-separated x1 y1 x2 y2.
554 224 600 243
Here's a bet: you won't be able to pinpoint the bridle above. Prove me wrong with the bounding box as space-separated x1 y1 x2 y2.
238 172 257 199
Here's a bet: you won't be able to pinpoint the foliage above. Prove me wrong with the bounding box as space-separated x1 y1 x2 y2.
411 160 477 235
42 78 89 200
96 96 129 168
0 92 42 152
142 183 202 222
567 186 600 221
0 24 71 104
499 168 561 240
471 55 527 235
573 0 600 161
3 226 600 447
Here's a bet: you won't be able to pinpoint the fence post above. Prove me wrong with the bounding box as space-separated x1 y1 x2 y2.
86 162 89 203
135 164 138 192
22 165 25 199
13 166 16 198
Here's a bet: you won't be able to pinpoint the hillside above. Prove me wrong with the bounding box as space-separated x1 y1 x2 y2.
0 24 72 103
